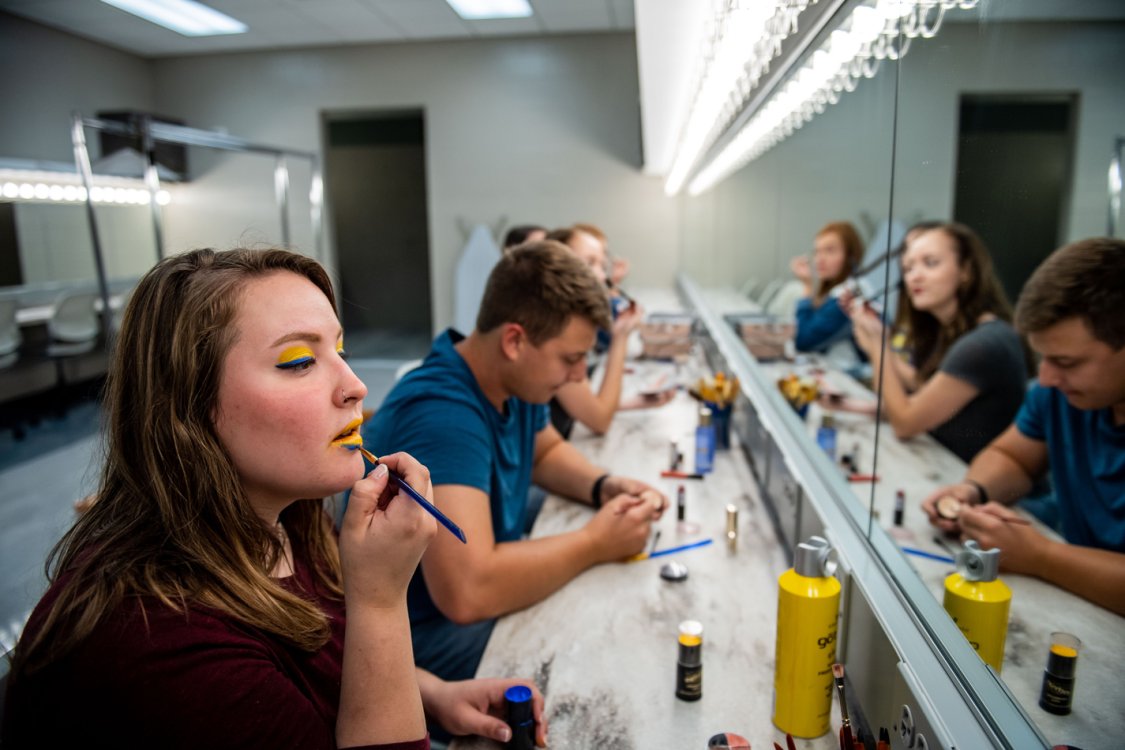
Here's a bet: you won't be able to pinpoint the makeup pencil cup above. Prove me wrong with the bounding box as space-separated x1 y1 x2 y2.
706 401 732 450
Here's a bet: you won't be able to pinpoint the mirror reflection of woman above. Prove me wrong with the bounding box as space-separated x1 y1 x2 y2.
791 221 866 367
848 223 1032 463
2 248 547 749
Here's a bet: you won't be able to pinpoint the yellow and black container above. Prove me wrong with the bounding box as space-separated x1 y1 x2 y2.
943 540 1011 673
772 536 841 738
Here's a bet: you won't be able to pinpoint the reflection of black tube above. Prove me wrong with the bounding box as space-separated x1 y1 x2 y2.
504 685 535 749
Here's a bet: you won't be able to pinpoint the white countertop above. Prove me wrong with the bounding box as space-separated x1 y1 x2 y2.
450 352 839 750
761 354 1125 749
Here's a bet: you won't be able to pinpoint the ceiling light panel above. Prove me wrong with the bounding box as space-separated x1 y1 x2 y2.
445 0 533 20
99 0 248 37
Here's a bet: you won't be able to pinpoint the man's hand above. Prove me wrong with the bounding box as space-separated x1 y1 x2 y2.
959 503 1049 576
600 475 668 518
921 481 983 534
582 495 654 563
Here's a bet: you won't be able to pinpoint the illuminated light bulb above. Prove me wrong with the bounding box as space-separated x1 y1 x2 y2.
156 190 171 206
851 6 886 44
63 185 79 201
34 183 50 199
2 182 18 199
878 0 915 19
89 186 104 202
19 184 35 199
114 188 130 204
48 185 65 201
77 187 88 201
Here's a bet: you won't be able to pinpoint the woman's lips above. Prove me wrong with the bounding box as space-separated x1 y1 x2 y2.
331 418 364 447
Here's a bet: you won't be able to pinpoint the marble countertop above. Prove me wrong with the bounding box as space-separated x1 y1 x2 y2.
449 285 1124 749
450 353 839 750
760 355 1125 749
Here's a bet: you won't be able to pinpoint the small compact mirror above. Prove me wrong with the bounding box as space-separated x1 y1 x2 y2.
659 559 689 582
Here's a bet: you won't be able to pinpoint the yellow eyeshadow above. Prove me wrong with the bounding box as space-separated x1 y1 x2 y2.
336 340 345 353
1050 644 1078 658
276 345 315 367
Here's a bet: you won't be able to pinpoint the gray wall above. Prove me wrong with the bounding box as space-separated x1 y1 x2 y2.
1 16 679 332
148 33 675 331
0 14 155 161
893 21 1125 242
680 20 1125 292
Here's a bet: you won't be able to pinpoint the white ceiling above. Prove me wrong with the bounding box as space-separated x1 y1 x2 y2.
0 0 635 57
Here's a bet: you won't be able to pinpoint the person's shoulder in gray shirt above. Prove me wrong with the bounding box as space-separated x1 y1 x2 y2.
931 319 1028 463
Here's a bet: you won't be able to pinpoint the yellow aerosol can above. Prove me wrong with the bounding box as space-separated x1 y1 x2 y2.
772 536 841 738
943 540 1011 673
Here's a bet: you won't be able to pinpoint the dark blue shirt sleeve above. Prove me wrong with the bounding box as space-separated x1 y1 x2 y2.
1014 383 1049 442
369 396 493 493
794 296 851 352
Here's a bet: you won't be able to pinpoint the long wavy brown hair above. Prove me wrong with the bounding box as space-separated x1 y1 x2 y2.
814 221 865 304
904 224 1029 380
12 248 345 677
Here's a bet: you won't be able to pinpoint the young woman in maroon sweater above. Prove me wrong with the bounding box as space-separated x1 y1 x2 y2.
2 248 546 749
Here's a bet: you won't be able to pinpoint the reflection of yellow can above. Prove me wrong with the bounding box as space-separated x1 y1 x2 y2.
943 573 1011 672
773 537 840 739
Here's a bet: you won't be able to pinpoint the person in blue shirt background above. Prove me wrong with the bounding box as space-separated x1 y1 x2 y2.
922 237 1125 616
364 241 667 692
791 221 866 365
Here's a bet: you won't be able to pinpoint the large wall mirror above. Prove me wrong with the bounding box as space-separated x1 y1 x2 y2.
678 2 1125 746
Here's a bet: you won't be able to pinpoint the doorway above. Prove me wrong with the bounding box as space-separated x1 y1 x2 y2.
952 94 1077 301
324 111 432 359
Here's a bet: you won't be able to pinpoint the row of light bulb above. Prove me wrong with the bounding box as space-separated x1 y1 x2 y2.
664 1 815 197
0 182 171 205
688 0 977 195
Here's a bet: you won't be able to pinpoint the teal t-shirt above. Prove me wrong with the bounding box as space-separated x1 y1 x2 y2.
363 329 548 680
1015 384 1125 551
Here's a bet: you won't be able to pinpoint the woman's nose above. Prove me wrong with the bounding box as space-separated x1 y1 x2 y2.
338 365 368 405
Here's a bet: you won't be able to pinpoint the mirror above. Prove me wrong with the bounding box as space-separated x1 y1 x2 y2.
678 0 901 535
874 5 1125 745
679 2 1124 746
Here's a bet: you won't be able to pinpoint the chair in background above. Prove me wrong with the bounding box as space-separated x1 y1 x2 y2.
394 358 423 381
46 290 100 388
764 280 806 319
0 297 20 370
753 278 784 309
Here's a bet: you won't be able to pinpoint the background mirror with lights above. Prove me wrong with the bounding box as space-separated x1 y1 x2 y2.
0 125 318 417
675 1 1124 746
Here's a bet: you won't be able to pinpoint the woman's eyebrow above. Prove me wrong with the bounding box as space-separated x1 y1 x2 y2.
271 331 322 347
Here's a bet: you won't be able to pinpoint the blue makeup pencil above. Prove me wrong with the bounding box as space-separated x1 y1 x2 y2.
358 447 467 544
900 546 953 564
647 538 714 559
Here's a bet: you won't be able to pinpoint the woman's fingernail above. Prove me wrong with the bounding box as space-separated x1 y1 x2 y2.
373 463 388 479
497 726 511 742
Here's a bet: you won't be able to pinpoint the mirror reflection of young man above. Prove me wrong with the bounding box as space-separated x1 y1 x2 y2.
364 241 667 684
922 237 1125 616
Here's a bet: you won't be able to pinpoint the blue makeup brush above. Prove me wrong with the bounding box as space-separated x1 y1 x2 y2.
358 447 467 544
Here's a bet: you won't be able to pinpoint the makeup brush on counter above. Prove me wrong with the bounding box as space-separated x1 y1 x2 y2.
833 663 854 750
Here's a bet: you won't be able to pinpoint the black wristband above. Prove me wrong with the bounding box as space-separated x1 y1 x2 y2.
965 479 989 505
591 473 610 509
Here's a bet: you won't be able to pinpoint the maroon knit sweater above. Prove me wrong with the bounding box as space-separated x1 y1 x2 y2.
2 542 428 750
